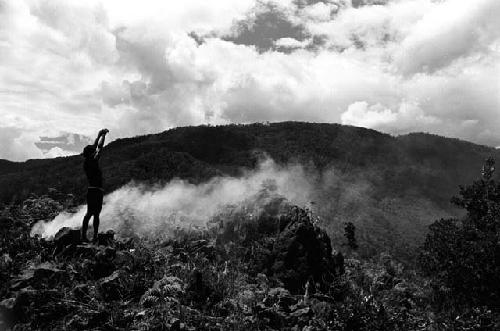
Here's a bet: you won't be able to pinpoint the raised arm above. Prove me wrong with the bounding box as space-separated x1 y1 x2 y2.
94 129 109 159
92 131 102 149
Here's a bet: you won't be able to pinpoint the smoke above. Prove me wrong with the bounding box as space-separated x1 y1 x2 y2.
30 155 453 259
31 158 314 239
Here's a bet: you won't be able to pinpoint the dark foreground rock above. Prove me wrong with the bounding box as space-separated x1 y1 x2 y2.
269 210 344 294
53 227 81 255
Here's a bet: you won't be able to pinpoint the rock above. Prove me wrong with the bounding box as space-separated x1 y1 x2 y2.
96 230 115 246
98 270 127 301
53 227 81 255
269 217 343 294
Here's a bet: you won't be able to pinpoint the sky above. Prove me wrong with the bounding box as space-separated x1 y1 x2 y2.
0 0 499 161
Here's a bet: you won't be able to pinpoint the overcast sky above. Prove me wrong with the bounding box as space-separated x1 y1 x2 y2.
1 0 499 161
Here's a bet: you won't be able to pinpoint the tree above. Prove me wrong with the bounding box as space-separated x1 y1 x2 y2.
419 157 500 307
344 222 358 250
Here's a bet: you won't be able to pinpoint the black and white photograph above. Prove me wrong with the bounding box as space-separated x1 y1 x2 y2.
1 0 499 329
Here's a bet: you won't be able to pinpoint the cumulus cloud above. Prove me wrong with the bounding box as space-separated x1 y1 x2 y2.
0 127 45 161
341 101 440 133
394 0 500 75
0 0 499 160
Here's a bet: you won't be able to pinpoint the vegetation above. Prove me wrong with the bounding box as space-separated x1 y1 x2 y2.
1 122 499 262
2 156 500 329
0 194 436 330
344 222 358 250
2 123 500 329
419 157 500 309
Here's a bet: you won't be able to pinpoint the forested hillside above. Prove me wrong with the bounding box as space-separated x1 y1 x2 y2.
1 122 498 259
2 122 500 330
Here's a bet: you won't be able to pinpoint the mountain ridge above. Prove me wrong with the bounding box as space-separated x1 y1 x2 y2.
2 122 498 259
1 122 497 204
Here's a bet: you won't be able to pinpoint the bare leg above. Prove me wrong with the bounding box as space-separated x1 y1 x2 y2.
82 213 91 241
93 213 100 242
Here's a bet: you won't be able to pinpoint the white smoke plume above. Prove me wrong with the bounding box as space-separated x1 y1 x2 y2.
31 158 314 239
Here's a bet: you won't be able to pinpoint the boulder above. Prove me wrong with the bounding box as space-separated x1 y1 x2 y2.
53 227 81 255
269 218 343 294
96 230 115 246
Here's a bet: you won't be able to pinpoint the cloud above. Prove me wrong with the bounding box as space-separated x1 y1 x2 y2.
1 0 499 160
0 126 45 161
394 0 500 75
223 1 309 52
35 133 93 154
341 101 440 133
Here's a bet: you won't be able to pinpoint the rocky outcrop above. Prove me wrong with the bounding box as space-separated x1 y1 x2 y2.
53 227 81 255
268 211 344 294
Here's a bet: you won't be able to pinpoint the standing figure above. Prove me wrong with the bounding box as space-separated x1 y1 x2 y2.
81 128 109 243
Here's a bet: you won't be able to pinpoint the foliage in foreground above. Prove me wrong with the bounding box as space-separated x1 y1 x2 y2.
419 157 500 309
0 183 499 330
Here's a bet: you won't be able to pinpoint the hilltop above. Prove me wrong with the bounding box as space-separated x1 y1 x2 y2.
2 122 500 330
1 122 499 260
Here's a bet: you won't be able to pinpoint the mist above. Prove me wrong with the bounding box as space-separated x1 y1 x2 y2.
31 155 452 257
31 158 315 239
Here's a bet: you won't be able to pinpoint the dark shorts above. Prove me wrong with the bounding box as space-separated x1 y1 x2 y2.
87 188 103 215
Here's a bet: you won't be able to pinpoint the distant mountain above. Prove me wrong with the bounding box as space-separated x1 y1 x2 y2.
2 122 498 260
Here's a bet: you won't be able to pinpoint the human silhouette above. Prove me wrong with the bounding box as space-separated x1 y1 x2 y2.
81 128 108 243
